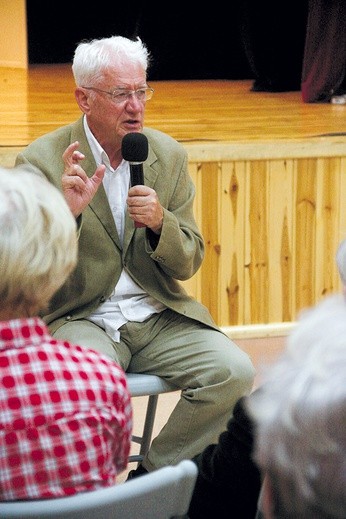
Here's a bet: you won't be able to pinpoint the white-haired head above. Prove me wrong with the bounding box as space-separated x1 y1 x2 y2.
0 165 78 316
72 35 151 87
247 294 346 518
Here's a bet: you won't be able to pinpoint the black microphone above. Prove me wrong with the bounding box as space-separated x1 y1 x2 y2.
121 132 149 228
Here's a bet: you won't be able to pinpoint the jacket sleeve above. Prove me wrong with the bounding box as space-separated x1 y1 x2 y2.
142 130 204 282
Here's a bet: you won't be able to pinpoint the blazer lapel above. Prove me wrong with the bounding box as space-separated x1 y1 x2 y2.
70 119 121 248
70 121 160 253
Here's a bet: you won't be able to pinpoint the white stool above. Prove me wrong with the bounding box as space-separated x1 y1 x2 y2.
126 373 177 464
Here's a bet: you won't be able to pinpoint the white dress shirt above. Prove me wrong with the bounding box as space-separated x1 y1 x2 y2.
83 117 166 342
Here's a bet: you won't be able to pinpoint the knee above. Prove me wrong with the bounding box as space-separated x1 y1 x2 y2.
232 347 256 383
211 344 255 393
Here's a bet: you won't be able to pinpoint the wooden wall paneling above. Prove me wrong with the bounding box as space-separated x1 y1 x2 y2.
267 158 295 324
180 161 201 300
220 161 247 327
316 157 343 299
243 160 252 326
339 158 346 244
182 153 345 331
330 158 343 290
199 162 222 323
295 158 317 312
3 149 345 332
328 162 340 285
248 160 269 325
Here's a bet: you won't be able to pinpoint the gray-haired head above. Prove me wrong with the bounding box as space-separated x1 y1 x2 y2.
72 35 151 87
247 294 346 518
0 165 77 316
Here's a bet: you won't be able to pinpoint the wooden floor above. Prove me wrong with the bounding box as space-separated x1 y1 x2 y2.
0 63 346 148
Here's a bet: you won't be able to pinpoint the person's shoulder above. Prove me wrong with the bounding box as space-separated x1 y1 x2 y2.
22 120 80 155
31 123 74 145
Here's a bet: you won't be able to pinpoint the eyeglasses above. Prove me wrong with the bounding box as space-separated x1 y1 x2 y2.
81 86 154 104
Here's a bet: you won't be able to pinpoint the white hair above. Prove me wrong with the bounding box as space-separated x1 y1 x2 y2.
72 35 150 87
0 165 78 315
247 294 346 518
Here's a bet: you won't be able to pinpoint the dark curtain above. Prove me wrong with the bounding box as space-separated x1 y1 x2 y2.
133 8 252 80
26 2 252 80
27 2 309 85
26 2 141 64
237 0 309 92
301 0 346 102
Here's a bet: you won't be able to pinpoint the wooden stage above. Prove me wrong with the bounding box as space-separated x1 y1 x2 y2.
1 64 346 146
1 64 346 337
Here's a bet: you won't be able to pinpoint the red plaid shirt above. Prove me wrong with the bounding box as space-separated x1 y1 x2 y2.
0 317 133 500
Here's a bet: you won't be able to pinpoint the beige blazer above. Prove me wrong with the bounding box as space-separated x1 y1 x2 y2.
16 117 220 333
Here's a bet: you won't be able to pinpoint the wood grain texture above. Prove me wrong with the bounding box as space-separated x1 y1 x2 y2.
1 64 346 145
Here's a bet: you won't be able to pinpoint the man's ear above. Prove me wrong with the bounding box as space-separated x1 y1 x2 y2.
74 88 90 115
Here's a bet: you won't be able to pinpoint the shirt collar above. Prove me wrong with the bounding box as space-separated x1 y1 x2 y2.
83 115 108 166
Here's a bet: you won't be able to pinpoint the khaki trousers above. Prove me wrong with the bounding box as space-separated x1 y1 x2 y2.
53 309 255 471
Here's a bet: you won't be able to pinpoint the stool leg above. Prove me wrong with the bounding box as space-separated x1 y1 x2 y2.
129 394 159 465
139 394 159 459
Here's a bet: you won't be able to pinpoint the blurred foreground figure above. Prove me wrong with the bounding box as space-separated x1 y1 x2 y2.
247 293 346 518
0 166 132 500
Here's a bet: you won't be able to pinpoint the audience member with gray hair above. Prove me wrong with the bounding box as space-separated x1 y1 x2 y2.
0 165 78 315
0 165 132 500
247 293 346 518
